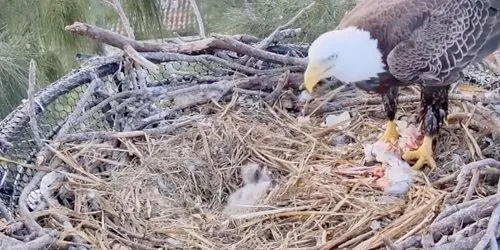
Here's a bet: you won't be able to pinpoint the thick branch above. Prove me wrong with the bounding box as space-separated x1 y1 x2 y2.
430 195 500 240
65 22 307 68
57 117 199 143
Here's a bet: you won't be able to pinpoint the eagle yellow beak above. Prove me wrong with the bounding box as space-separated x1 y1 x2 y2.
303 62 323 93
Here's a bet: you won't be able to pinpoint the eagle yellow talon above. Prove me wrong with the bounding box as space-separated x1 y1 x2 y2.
403 136 437 170
382 120 399 144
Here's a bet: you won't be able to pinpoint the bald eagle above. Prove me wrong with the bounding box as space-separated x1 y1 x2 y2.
304 0 500 170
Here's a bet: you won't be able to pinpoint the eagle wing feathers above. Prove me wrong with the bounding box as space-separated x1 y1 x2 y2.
387 0 500 86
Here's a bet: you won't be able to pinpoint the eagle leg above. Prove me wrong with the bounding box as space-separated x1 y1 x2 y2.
403 85 450 170
381 85 400 144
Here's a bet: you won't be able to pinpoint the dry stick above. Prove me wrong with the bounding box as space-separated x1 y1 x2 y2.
426 230 485 250
57 117 199 143
264 70 290 105
382 237 399 250
25 74 103 246
27 59 43 148
9 230 59 250
100 0 135 39
78 221 157 250
56 73 101 139
240 2 315 65
435 194 500 222
0 232 22 248
451 158 500 199
17 172 45 233
465 102 500 134
0 200 13 221
38 160 87 250
123 44 159 73
474 204 500 250
102 217 170 245
64 21 258 54
65 21 307 70
464 169 480 202
429 195 500 240
324 92 499 113
213 34 307 67
142 52 300 75
434 217 489 245
65 22 158 73
188 0 205 38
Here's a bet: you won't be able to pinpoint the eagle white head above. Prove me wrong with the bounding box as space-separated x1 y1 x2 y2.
304 26 387 92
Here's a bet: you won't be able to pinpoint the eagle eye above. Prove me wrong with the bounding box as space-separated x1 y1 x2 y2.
327 54 337 61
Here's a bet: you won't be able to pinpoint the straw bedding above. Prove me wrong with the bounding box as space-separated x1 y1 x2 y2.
1 8 498 248
37 85 499 250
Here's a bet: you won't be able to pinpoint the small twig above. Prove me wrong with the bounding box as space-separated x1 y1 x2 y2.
394 235 422 250
188 0 205 38
143 52 300 75
101 0 135 39
436 218 489 245
474 204 500 250
430 195 499 240
65 22 157 73
427 230 485 250
213 34 307 67
9 230 59 250
0 232 22 248
0 200 12 221
27 59 43 148
464 168 480 202
18 172 45 233
322 92 500 114
435 194 500 222
382 237 399 250
264 70 290 105
57 117 200 143
451 159 500 199
56 73 101 140
240 2 315 65
123 44 159 73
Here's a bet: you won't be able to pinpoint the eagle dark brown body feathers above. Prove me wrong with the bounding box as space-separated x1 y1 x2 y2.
337 0 500 137
339 0 500 85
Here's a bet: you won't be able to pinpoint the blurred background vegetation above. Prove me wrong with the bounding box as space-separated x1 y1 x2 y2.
0 0 358 119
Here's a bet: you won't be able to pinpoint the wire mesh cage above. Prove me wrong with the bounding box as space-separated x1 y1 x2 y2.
0 25 498 249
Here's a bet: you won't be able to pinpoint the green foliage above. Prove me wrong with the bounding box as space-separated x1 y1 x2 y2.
0 0 165 119
0 30 31 117
202 0 358 42
123 0 165 39
0 0 360 119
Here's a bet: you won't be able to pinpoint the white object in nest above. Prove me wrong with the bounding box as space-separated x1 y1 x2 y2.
364 140 417 196
222 163 275 217
322 111 351 128
27 171 64 211
298 90 312 103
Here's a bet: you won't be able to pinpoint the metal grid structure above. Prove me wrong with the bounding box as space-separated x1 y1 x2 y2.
0 55 219 212
107 0 199 36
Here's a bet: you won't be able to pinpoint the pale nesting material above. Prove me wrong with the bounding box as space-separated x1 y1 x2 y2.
28 171 64 210
364 140 417 196
323 111 351 128
297 115 311 125
222 163 275 217
298 90 312 103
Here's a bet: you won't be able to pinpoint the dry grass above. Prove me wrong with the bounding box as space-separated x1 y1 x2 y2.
36 87 499 250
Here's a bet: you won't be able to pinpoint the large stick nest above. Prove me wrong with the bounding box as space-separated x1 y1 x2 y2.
0 10 499 250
